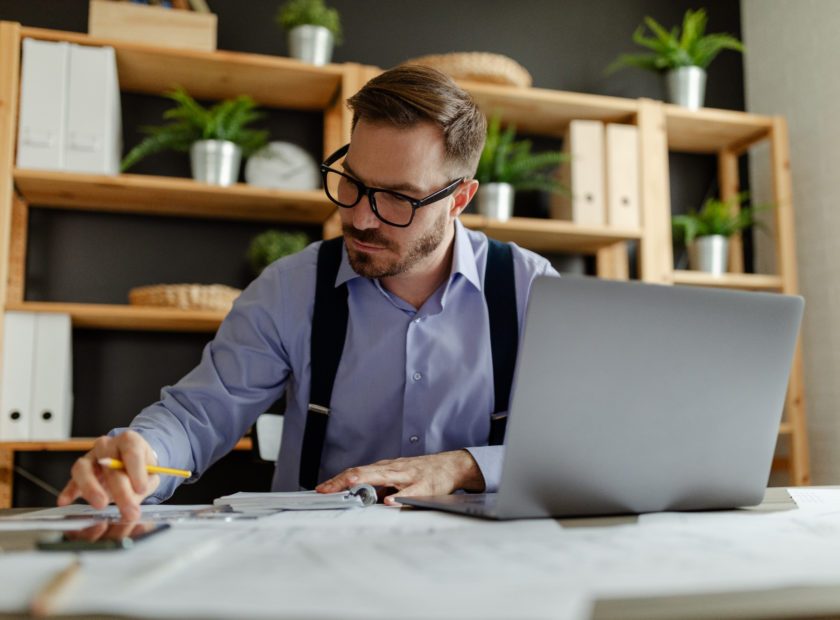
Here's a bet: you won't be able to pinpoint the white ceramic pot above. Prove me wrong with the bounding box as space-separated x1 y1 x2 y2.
190 140 242 186
689 234 729 274
477 182 515 221
666 66 707 109
288 25 334 66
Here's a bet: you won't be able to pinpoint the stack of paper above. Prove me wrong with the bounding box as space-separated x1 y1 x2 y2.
214 484 377 511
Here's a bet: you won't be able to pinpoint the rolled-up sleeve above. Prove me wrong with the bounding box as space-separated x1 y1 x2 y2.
121 266 293 502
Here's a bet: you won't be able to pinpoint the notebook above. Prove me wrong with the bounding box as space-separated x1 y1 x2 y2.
399 276 804 519
214 484 377 511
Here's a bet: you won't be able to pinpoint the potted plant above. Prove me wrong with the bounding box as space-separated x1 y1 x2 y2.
672 193 769 275
474 114 566 221
606 8 744 109
276 0 342 66
248 230 310 274
121 87 268 187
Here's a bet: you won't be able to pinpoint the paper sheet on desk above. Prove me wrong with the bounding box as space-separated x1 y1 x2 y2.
788 488 840 509
56 519 589 620
214 485 377 511
21 507 840 619
7 503 218 521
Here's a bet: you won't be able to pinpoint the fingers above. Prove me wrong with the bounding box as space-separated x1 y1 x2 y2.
384 482 433 506
118 438 150 494
68 453 110 509
59 431 158 521
103 468 142 521
57 479 81 507
316 462 414 494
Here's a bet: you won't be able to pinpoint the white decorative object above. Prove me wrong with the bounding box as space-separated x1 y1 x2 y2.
245 141 320 190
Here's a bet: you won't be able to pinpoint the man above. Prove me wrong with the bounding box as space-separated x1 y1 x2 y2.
58 65 559 520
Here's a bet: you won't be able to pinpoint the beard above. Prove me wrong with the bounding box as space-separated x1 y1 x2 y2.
343 207 450 279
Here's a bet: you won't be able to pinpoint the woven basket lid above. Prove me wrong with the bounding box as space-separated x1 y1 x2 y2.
128 284 242 313
403 52 533 88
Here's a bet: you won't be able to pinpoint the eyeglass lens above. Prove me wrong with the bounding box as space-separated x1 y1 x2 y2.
323 169 415 226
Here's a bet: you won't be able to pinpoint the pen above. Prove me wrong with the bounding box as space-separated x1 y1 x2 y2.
30 558 81 618
97 457 192 478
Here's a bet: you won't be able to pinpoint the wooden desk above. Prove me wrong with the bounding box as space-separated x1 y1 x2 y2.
0 438 253 508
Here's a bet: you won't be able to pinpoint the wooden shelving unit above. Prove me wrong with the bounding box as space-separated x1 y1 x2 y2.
459 214 640 254
672 270 784 292
0 437 252 508
14 170 336 224
5 301 224 332
0 21 812 506
461 80 638 138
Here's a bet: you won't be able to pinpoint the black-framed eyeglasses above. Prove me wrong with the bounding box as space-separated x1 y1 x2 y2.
320 144 465 228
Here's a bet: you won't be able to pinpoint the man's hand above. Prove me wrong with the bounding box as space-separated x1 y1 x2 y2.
315 450 485 505
57 430 160 521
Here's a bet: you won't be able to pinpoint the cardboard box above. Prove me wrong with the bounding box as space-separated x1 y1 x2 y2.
88 0 217 52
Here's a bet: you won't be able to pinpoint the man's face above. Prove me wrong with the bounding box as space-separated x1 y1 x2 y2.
338 120 460 279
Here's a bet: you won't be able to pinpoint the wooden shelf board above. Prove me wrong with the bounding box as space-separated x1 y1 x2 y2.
461 82 638 138
19 27 344 110
14 170 335 224
665 105 774 154
6 301 224 332
0 438 252 451
672 270 784 291
460 214 641 253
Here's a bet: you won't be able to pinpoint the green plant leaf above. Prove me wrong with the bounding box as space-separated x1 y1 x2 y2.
247 230 310 274
477 112 567 193
671 192 774 247
276 0 343 44
121 88 268 169
607 8 743 74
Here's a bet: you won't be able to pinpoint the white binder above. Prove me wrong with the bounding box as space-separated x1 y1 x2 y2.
0 312 37 440
29 313 73 440
605 123 642 230
550 120 606 226
16 39 70 171
64 44 122 175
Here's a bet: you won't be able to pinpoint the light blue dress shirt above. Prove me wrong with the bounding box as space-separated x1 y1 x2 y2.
121 220 558 501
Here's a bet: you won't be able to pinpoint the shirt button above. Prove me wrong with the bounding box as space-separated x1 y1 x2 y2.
413 372 422 381
409 435 419 444
414 317 422 324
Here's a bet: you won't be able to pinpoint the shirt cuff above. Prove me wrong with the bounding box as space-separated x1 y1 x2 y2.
464 445 504 493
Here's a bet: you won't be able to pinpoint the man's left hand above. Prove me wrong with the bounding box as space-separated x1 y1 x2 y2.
315 450 485 505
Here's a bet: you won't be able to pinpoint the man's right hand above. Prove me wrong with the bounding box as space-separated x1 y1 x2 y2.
57 430 160 521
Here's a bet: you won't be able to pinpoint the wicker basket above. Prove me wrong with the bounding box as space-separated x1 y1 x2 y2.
403 52 533 88
128 284 242 312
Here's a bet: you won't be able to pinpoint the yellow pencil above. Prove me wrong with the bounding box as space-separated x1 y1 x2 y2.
97 457 192 478
30 558 81 618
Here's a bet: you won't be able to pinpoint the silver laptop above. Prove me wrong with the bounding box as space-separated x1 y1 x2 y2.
400 276 804 519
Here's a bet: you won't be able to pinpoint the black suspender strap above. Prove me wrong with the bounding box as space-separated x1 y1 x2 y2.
299 236 519 488
299 238 348 490
484 239 518 446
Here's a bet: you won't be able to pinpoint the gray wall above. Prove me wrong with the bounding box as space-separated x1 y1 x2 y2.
0 0 746 504
742 0 840 484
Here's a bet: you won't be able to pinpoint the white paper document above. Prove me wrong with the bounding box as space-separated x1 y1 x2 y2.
214 484 377 511
788 487 840 509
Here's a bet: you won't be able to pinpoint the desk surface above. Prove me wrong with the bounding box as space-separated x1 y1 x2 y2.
3 488 840 620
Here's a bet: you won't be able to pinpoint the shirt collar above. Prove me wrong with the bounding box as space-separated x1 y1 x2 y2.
332 218 482 291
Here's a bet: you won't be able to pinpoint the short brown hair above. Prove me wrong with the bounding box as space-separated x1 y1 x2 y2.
346 64 487 177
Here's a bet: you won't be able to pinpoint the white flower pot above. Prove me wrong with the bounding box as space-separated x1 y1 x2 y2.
477 183 514 221
689 234 729 274
288 25 334 66
666 66 707 109
190 140 241 186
